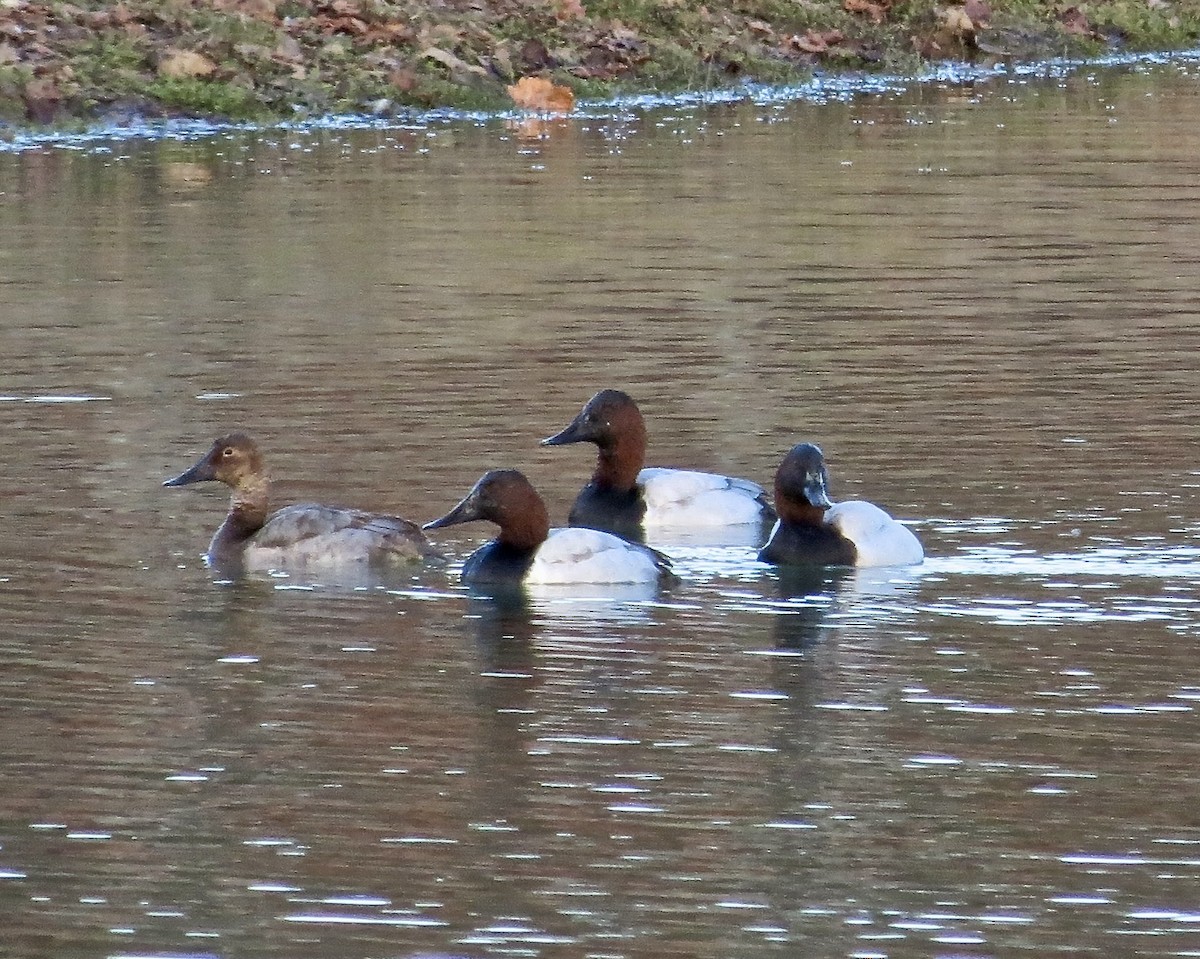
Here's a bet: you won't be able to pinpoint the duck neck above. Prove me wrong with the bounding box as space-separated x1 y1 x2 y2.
592 429 645 493
497 497 550 553
777 498 829 529
210 476 270 559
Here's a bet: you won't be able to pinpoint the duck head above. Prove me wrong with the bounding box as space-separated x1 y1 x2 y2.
541 389 645 452
424 469 550 551
163 432 265 490
774 443 834 520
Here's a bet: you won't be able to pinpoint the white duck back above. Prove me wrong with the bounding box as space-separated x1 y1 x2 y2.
525 527 665 584
637 467 768 527
825 500 924 568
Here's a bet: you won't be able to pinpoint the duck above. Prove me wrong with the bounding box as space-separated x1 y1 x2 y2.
422 468 674 586
758 442 924 569
163 431 438 572
540 389 775 541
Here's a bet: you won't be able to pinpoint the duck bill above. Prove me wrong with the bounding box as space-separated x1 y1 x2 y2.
163 455 216 488
423 491 484 531
540 415 590 447
804 472 833 509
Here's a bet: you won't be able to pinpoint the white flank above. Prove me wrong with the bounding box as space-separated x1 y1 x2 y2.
243 529 376 569
637 468 766 527
825 500 924 568
525 528 662 584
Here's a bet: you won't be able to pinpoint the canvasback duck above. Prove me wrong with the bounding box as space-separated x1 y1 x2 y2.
423 468 673 586
758 443 924 569
163 431 438 572
540 389 775 540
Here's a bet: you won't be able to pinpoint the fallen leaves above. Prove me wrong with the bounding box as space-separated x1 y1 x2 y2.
0 0 1183 125
158 49 218 79
843 0 890 24
786 28 845 55
506 75 574 114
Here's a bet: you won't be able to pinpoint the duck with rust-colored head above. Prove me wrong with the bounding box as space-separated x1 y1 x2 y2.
164 432 439 573
423 468 673 587
758 442 923 569
541 389 775 543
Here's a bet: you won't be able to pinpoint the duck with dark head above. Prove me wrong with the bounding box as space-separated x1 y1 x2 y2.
758 442 923 569
423 468 674 588
541 388 775 543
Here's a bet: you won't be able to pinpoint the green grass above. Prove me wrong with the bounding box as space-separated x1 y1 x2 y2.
144 77 264 118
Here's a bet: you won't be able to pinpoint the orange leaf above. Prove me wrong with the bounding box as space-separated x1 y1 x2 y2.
843 0 888 23
506 75 575 114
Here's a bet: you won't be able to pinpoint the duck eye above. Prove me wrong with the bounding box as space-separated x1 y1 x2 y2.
222 447 234 457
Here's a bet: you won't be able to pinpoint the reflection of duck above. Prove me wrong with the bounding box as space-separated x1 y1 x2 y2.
164 432 438 574
423 469 674 587
769 564 852 651
759 443 924 569
541 389 774 542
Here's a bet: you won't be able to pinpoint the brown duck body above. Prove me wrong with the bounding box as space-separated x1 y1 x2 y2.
164 432 438 573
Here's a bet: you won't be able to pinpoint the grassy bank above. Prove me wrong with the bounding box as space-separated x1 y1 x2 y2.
2 0 1199 126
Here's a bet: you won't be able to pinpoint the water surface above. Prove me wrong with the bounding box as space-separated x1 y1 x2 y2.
2 57 1199 959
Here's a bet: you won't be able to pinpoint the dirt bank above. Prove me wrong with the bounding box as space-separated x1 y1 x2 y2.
2 0 1198 126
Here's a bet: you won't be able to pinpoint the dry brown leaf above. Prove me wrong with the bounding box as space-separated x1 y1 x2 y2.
843 0 889 22
507 75 575 114
787 28 844 53
555 0 586 21
941 6 975 37
159 49 218 79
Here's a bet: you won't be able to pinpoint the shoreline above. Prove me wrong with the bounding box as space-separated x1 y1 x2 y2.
1 0 1199 133
3 44 1198 154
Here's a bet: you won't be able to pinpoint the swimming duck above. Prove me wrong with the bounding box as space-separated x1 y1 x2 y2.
758 442 924 569
163 431 438 572
423 468 674 586
540 389 775 540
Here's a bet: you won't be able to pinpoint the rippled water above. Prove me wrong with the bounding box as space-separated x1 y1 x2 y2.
2 55 1200 959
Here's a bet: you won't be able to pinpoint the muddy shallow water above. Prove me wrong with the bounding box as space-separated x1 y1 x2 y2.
1 56 1199 959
